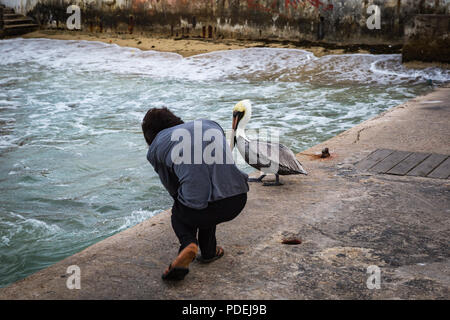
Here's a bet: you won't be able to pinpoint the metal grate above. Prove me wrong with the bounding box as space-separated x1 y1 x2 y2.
356 149 450 179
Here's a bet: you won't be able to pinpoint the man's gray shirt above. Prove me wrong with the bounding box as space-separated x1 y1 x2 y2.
147 119 249 210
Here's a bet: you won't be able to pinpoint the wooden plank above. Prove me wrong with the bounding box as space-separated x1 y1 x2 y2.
356 149 394 170
370 150 412 173
427 157 450 179
407 153 448 177
387 152 431 175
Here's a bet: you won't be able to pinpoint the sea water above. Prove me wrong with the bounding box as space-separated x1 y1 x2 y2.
0 38 449 287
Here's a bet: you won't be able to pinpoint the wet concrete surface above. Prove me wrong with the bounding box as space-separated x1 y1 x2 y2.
0 85 449 299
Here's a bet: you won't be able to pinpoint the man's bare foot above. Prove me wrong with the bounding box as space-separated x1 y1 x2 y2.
162 243 198 281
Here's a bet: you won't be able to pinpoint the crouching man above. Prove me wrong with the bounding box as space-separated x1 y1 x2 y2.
142 108 249 281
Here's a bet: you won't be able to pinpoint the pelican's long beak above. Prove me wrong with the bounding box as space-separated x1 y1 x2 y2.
230 130 236 150
230 114 238 150
230 111 243 150
232 112 239 131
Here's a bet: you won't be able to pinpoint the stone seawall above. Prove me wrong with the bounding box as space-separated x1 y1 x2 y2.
0 0 449 44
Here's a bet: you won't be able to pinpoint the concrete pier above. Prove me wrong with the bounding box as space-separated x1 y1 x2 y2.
0 85 449 299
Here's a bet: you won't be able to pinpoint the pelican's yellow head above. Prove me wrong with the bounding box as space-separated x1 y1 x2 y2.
230 100 252 150
233 100 247 114
232 99 252 131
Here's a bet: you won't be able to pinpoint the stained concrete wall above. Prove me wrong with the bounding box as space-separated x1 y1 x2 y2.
403 14 450 62
1 0 450 43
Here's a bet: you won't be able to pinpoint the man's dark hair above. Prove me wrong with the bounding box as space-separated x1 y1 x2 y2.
142 107 184 145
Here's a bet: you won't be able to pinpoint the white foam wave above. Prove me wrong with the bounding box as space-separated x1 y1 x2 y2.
116 209 160 232
5 212 63 235
1 236 10 247
370 56 450 83
0 213 63 250
1 38 448 85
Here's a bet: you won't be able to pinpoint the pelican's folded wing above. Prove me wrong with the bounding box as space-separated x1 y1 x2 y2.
240 137 307 174
278 143 308 175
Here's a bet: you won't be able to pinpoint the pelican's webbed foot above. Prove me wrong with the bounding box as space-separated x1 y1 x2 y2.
262 174 283 187
248 174 266 183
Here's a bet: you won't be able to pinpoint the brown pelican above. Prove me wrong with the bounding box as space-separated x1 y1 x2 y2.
230 100 308 186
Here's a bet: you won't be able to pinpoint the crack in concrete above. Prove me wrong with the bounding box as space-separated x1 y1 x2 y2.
353 126 370 144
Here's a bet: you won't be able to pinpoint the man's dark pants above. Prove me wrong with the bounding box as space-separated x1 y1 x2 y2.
171 193 247 259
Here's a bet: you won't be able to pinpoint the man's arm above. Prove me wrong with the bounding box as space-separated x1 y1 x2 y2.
157 166 180 199
147 148 179 199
